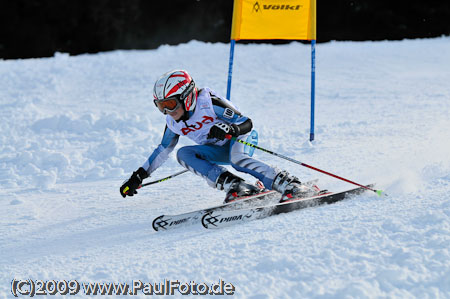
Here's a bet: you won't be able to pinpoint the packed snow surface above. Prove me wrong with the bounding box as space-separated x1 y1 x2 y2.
1 38 449 298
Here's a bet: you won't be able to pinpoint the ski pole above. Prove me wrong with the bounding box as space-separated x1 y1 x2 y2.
140 169 189 188
225 135 386 196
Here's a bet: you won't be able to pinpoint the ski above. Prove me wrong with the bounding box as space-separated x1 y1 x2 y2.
201 185 373 229
152 179 320 231
152 190 281 231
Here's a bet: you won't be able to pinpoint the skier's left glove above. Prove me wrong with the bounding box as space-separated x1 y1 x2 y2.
207 123 240 140
120 167 148 198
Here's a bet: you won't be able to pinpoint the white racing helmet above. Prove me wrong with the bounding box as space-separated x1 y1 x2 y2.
153 70 197 114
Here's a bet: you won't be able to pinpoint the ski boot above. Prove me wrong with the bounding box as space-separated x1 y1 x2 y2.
272 171 320 202
216 171 262 203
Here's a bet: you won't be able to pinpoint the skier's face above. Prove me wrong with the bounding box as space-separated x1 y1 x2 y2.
168 105 184 121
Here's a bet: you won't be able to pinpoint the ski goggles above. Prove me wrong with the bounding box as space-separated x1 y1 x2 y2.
154 97 181 114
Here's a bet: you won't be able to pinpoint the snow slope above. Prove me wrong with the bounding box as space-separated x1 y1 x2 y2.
1 38 449 298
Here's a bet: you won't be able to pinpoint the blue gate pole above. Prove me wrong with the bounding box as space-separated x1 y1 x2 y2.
226 39 236 100
310 39 316 142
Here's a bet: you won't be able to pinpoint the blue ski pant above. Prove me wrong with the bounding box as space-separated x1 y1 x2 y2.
176 132 278 189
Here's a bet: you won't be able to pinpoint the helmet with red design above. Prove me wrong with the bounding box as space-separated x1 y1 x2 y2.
153 70 197 114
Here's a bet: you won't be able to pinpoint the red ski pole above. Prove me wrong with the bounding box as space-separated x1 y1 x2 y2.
226 135 386 196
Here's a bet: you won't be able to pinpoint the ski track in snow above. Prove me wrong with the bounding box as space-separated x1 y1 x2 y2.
1 38 450 298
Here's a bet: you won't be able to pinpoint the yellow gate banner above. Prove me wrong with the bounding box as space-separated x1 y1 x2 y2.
231 0 316 40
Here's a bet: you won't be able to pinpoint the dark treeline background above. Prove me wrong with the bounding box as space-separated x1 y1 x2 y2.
1 0 449 59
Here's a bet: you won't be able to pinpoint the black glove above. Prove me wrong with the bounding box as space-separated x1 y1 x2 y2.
120 167 148 198
207 123 240 140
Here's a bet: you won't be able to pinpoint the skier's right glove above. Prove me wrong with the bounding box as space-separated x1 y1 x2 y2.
120 167 148 198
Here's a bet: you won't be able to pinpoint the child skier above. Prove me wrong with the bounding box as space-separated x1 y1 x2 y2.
120 70 318 202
